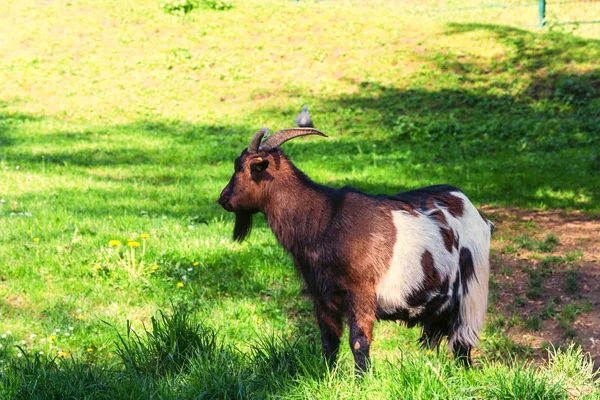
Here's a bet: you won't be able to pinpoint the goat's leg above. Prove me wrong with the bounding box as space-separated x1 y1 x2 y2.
452 342 473 368
347 294 376 375
315 304 343 367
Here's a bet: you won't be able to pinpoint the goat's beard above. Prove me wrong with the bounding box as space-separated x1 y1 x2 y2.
233 211 253 242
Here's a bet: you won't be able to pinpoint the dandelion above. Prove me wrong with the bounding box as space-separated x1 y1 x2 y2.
77 315 84 320
57 351 67 358
33 237 40 243
140 233 149 240
109 240 121 247
128 241 140 248
49 335 56 341
177 282 184 288
151 264 159 271
87 348 93 352
108 216 112 220
93 264 101 271
193 261 199 266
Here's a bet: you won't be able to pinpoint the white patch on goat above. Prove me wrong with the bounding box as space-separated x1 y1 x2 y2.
376 210 457 317
443 192 491 349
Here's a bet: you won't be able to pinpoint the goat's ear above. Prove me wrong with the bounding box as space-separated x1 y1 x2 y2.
250 159 269 180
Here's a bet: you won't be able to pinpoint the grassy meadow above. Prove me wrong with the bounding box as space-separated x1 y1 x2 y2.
1 0 599 398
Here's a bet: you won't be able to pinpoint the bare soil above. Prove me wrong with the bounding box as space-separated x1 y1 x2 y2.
482 206 600 369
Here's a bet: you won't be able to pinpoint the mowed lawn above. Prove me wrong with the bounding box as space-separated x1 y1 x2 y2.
0 0 599 398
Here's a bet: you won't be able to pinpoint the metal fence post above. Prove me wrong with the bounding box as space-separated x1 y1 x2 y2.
539 0 546 27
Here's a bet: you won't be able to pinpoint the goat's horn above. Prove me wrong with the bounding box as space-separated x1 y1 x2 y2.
248 127 270 153
258 128 327 151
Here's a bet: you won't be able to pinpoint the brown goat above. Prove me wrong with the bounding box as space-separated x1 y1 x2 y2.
218 128 493 373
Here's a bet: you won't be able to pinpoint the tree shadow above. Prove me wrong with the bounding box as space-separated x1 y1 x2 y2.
278 23 599 211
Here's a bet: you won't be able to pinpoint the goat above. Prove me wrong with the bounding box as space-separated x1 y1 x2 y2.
218 127 493 373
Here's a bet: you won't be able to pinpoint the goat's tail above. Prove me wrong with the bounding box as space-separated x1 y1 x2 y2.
448 220 492 352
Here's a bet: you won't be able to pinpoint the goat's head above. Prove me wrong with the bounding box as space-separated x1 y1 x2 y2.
218 127 327 241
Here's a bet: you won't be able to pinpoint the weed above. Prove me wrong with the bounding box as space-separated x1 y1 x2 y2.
525 315 542 331
527 271 544 300
564 250 584 262
514 233 560 253
160 0 232 14
514 295 526 307
565 269 580 295
541 299 558 319
539 234 560 253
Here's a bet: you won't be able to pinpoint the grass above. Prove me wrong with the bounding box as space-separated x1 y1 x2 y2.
0 0 599 397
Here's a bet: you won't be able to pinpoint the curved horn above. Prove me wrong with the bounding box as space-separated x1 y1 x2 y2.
248 127 270 153
258 128 327 152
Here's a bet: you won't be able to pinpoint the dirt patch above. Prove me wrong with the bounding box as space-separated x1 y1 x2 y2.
482 206 600 369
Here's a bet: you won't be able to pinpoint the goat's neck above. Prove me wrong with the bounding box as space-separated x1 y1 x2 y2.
262 172 333 256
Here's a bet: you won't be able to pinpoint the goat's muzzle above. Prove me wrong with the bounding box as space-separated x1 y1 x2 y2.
218 186 233 212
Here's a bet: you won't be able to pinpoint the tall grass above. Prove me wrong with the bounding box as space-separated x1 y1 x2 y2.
1 305 597 399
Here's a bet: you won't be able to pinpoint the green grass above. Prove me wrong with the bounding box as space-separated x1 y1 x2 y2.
1 0 599 397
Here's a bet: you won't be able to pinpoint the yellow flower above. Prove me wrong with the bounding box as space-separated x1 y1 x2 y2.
77 315 84 320
57 351 67 358
128 241 140 248
140 233 149 240
49 335 56 341
177 282 184 288
93 264 101 271
193 261 199 266
151 264 159 271
109 240 121 247
87 348 93 353
33 237 40 243
108 216 112 219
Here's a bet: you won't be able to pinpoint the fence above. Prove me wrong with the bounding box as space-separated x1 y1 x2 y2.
401 0 600 36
